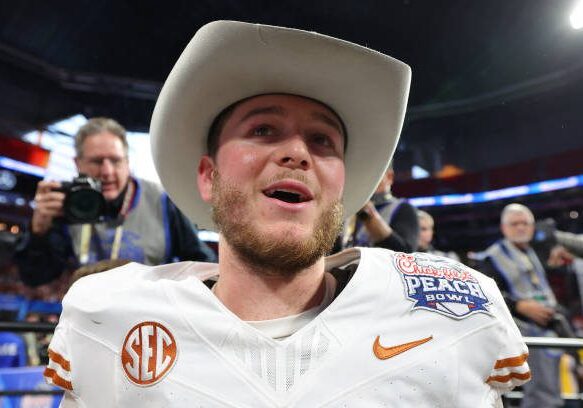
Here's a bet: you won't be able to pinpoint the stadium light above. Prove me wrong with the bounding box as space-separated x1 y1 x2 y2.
571 0 583 29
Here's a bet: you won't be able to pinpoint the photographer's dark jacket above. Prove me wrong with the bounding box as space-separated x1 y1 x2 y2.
342 193 419 252
16 177 216 287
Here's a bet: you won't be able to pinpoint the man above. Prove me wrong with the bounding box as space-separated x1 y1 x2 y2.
45 21 529 407
342 166 419 252
16 117 216 286
482 203 563 408
417 209 459 260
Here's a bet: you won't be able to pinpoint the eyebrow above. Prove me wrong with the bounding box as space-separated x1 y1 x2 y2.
310 111 343 135
239 105 344 136
239 106 285 123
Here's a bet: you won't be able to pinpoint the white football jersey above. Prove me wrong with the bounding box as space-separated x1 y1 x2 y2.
45 248 530 407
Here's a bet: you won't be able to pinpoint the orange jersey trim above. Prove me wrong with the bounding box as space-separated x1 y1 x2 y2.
486 371 532 384
493 353 528 369
44 367 73 391
48 349 71 371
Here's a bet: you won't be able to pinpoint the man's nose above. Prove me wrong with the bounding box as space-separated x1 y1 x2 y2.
99 158 115 175
275 136 311 170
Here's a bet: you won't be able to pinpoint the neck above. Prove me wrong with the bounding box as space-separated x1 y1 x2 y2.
213 238 327 321
104 179 132 217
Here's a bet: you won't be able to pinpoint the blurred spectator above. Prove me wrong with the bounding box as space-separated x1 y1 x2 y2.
21 311 57 367
416 210 459 261
342 167 419 252
531 219 583 323
22 313 41 367
15 117 216 287
535 218 583 258
481 203 566 408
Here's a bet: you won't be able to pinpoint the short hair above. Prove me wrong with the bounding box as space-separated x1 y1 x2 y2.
75 117 128 158
69 259 131 288
501 203 534 225
417 209 434 225
207 102 239 158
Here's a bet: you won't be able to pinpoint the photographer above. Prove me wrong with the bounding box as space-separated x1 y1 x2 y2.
16 117 216 287
341 166 419 252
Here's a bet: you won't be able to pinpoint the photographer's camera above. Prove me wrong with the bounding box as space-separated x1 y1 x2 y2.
57 175 105 223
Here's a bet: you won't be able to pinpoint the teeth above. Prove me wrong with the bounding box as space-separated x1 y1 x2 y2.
266 189 304 198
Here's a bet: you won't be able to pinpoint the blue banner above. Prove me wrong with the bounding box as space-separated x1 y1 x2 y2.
0 367 62 408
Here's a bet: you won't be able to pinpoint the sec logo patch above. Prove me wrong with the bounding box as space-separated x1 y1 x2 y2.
121 321 177 386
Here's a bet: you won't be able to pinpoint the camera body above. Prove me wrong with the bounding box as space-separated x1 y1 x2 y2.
57 175 106 224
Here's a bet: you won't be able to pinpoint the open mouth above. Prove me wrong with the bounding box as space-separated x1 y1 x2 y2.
263 188 310 204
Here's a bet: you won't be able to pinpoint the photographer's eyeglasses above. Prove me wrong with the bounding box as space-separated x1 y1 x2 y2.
507 220 533 227
82 156 127 169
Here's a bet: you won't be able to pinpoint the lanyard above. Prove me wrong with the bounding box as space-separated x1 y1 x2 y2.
78 180 135 264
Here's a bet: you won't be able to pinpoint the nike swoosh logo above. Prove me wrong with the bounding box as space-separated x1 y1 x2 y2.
373 335 433 360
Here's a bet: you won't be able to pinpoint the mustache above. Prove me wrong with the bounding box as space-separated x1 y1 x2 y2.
263 171 320 199
212 170 321 199
263 170 311 187
212 169 310 185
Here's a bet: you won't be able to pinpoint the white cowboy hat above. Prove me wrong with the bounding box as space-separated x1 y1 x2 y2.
150 20 410 230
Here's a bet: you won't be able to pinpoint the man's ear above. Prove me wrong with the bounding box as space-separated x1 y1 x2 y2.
74 156 81 170
197 156 215 203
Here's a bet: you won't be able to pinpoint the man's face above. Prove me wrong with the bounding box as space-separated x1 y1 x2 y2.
75 132 130 201
418 217 434 250
501 211 535 245
198 94 346 274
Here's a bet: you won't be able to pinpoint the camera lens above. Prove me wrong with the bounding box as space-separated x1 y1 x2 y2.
67 189 103 222
60 175 105 223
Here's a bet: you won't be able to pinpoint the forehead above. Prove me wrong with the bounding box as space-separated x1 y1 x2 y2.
419 218 433 227
505 211 533 223
227 94 345 133
82 132 125 154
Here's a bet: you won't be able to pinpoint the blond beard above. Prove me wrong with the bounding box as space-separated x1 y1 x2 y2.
211 171 344 277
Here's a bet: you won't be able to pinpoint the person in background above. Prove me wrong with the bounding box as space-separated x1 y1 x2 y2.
417 209 459 260
481 203 565 408
16 117 216 287
342 165 419 252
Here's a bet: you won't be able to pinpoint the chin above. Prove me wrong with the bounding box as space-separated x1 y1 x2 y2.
263 221 313 240
512 236 532 245
102 191 119 201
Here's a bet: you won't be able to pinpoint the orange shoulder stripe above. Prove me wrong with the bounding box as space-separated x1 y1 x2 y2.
486 371 531 384
493 353 528 369
48 349 71 371
44 367 73 391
